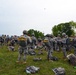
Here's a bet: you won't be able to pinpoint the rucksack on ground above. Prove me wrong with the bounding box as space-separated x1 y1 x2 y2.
52 67 65 75
67 54 76 66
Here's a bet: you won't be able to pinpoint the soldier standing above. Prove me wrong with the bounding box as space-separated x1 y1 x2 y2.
57 34 61 51
61 33 67 58
72 36 76 56
43 34 53 61
16 30 31 63
31 33 37 50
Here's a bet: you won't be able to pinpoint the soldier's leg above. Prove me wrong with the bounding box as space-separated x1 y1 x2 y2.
47 48 53 60
47 49 50 60
18 53 22 61
17 47 23 62
23 47 27 62
62 46 67 58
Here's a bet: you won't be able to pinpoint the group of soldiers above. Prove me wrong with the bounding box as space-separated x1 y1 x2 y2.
0 30 76 63
16 30 76 63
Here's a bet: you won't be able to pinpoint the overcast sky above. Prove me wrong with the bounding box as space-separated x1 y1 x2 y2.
0 0 76 36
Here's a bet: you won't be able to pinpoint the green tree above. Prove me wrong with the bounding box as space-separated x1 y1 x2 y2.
52 21 76 36
28 29 44 38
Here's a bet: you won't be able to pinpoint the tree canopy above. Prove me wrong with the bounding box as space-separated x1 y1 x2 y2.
52 21 76 36
28 29 44 38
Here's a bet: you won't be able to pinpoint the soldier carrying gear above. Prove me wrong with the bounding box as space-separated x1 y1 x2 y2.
43 34 53 61
16 30 31 64
18 35 27 47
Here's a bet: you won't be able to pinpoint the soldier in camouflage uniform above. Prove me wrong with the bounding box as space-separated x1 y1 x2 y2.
66 35 71 51
72 36 76 56
49 34 54 53
16 30 31 63
56 34 62 51
28 32 37 55
61 33 67 58
43 34 53 61
31 32 37 50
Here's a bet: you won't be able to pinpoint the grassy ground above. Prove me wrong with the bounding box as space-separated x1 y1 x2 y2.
0 45 76 75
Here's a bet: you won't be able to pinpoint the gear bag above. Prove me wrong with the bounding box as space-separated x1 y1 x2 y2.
18 36 27 47
67 54 76 66
52 67 65 75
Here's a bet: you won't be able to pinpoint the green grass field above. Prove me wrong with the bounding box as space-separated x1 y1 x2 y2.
0 45 76 75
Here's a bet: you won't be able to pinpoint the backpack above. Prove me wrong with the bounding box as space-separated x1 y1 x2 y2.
52 67 65 75
18 36 27 47
67 54 76 66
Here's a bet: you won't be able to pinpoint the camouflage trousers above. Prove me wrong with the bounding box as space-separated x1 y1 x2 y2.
17 46 27 61
62 45 67 58
47 47 53 60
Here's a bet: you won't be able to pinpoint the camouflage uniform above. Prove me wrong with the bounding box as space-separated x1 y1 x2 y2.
49 34 54 53
17 30 31 63
43 34 53 60
31 33 37 50
37 36 43 49
61 33 67 58
66 35 71 51
56 34 61 51
72 37 76 56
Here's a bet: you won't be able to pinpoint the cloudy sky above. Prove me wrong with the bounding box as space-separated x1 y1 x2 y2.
0 0 76 35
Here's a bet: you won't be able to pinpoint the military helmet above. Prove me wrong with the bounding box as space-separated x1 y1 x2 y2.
62 33 66 36
23 30 28 34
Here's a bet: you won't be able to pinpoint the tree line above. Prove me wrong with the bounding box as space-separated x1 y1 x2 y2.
27 21 76 38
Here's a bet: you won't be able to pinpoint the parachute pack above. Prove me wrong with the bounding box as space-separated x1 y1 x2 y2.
43 38 49 43
18 36 27 47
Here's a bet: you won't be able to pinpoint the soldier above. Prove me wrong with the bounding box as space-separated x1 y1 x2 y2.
66 35 71 51
72 36 76 56
28 32 37 55
56 34 61 51
43 34 53 61
31 32 37 50
37 36 44 54
49 34 54 53
37 36 43 49
8 38 15 51
0 36 4 46
16 30 31 63
61 33 67 58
